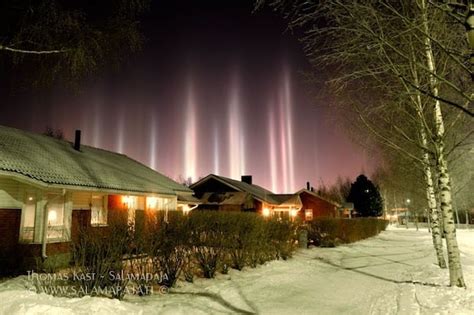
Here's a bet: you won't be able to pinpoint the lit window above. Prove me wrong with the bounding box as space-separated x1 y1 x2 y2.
305 209 313 221
91 196 107 226
147 197 158 210
47 195 66 240
123 195 139 209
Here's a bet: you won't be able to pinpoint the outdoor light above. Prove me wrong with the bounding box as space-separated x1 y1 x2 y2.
406 199 411 204
262 208 270 217
290 209 298 217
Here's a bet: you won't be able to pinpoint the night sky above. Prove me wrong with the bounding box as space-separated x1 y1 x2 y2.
0 0 372 193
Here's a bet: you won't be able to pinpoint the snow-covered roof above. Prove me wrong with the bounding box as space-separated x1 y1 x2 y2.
191 174 280 204
0 125 191 195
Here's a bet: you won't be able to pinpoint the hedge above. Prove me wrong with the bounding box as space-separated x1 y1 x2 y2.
68 211 298 299
307 218 389 247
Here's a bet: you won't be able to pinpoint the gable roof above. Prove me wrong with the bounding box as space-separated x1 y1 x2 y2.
177 193 201 204
0 125 191 195
270 194 302 207
295 189 340 207
190 174 279 204
200 192 253 206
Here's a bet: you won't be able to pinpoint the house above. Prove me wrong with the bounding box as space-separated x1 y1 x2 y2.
191 175 341 222
190 174 302 219
0 125 198 273
294 189 340 221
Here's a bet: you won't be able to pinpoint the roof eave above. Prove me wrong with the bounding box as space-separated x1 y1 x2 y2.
0 170 177 197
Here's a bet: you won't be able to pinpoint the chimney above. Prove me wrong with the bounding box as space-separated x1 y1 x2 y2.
306 181 311 190
74 130 81 151
241 175 252 185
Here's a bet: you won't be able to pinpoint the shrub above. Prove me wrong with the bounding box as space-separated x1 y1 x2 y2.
71 219 131 299
70 210 299 299
188 211 228 278
148 211 191 288
308 218 388 246
267 218 298 260
225 212 265 270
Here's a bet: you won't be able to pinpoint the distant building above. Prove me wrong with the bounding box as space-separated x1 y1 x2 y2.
191 174 302 219
295 189 340 221
0 125 198 273
191 174 339 221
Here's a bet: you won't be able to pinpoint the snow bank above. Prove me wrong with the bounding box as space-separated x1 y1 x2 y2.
1 227 473 314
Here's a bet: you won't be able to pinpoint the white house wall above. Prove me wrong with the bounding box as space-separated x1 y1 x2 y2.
0 177 22 209
72 191 93 210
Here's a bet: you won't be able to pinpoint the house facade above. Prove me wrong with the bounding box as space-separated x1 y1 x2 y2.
0 126 197 273
190 174 303 219
295 189 340 221
191 174 340 222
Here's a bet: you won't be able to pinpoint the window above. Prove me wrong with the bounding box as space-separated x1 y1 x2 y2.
47 195 66 240
20 192 71 243
91 196 107 226
305 209 313 221
21 195 36 242
146 197 158 210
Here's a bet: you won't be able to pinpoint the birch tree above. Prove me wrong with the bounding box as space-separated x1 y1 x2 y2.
257 0 472 286
0 0 148 86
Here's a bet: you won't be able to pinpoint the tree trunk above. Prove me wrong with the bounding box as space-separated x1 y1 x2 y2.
421 0 465 287
427 210 431 233
420 126 446 268
466 211 470 230
454 205 460 227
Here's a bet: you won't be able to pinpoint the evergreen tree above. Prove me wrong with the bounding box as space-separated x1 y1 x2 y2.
347 175 383 217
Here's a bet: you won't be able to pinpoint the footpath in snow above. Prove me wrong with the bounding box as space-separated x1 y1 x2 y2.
1 227 473 315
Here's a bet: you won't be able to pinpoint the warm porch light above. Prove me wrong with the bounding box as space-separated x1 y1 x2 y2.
290 209 298 217
262 208 270 217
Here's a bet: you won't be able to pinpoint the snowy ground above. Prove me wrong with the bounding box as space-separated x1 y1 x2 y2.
1 227 473 315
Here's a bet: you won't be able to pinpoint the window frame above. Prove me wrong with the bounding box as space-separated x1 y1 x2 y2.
91 195 108 227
